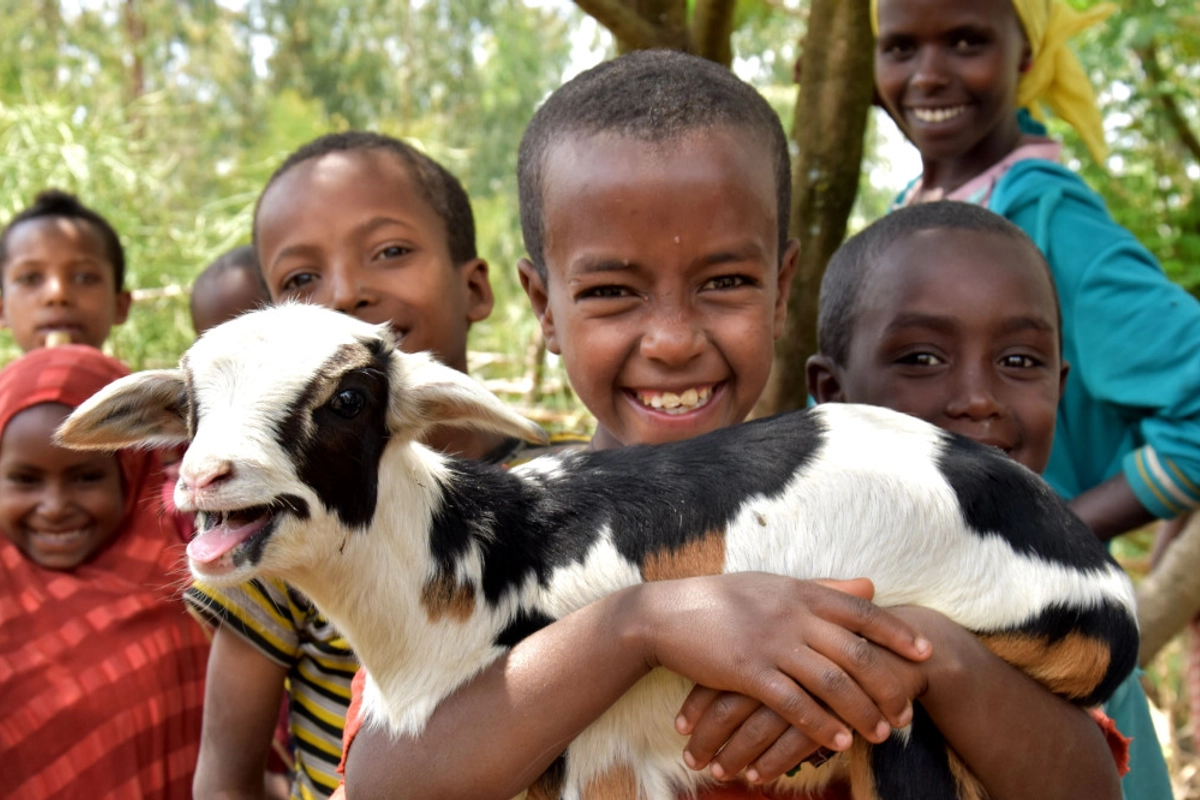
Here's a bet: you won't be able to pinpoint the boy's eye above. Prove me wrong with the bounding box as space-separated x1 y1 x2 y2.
5 472 39 486
578 285 632 300
73 271 103 286
1000 354 1041 369
897 351 944 367
374 245 412 261
12 271 42 288
702 275 751 291
280 272 317 294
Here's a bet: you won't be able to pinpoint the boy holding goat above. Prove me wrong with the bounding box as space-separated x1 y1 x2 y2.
339 51 1121 799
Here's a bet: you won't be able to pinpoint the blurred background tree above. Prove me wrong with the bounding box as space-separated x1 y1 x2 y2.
1 4 1198 784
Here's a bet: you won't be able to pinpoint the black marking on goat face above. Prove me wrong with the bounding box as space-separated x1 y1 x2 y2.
276 339 391 530
936 433 1114 570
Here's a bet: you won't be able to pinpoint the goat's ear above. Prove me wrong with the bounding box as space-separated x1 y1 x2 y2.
56 369 190 451
398 356 549 445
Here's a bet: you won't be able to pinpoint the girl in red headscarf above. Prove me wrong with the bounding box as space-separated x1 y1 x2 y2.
0 345 210 800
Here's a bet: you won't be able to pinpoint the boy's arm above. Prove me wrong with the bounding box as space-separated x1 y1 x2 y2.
681 608 1121 800
194 626 289 800
344 573 931 800
1005 172 1200 529
1069 473 1156 542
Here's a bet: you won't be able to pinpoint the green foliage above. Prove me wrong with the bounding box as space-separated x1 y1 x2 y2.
1064 0 1200 295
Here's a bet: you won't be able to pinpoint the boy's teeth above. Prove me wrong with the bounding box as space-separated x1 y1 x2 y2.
637 386 712 414
912 106 966 123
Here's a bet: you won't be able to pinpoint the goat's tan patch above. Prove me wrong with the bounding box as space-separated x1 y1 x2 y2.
847 737 881 800
979 631 1112 701
580 762 639 800
639 530 726 582
947 749 986 800
419 572 476 623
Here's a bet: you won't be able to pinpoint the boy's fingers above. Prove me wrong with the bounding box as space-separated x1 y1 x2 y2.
704 705 791 781
681 691 762 770
750 667 855 753
777 641 893 743
817 588 932 664
676 684 721 736
744 726 824 784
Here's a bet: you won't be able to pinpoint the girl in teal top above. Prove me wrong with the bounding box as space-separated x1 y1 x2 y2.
873 0 1200 796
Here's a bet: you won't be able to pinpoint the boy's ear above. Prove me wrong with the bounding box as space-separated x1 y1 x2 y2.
460 258 494 324
517 257 560 355
774 239 800 338
806 354 846 404
114 289 132 326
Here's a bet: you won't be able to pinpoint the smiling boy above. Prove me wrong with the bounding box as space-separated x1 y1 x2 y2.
0 189 132 353
343 52 1118 800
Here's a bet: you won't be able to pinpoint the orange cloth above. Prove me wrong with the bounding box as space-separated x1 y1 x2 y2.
0 346 210 799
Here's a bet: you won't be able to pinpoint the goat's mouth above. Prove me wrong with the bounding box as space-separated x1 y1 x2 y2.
187 504 280 572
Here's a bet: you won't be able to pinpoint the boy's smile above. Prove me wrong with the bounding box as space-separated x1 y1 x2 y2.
874 0 1030 190
811 227 1065 474
0 217 131 351
520 129 796 450
0 403 125 570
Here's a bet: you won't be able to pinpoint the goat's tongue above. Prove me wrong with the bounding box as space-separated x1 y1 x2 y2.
187 516 269 565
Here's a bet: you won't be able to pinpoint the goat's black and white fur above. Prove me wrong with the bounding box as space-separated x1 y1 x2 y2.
58 303 1138 800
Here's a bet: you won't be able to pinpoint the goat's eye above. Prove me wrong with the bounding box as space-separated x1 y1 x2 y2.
329 389 366 419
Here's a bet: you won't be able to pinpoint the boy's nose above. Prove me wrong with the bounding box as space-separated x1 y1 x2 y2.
945 367 1003 421
328 264 374 314
640 310 705 365
42 274 69 303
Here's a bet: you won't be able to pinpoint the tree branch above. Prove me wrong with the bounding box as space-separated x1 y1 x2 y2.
1135 39 1200 165
691 0 736 65
1137 514 1200 667
573 0 678 51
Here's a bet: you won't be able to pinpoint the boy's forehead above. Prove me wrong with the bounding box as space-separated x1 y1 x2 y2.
540 128 780 265
8 216 105 253
866 227 1058 319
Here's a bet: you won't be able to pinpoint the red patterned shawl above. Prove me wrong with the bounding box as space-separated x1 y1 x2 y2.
0 345 210 800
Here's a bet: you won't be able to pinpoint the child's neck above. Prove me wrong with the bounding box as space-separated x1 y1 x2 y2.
919 124 1025 200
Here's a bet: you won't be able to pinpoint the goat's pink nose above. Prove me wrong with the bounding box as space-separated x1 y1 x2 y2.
181 460 235 492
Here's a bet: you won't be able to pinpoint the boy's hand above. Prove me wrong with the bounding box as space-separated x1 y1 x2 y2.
637 574 931 759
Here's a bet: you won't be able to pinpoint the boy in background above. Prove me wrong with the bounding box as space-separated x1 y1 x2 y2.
188 131 513 800
190 244 269 336
342 51 1118 800
0 189 131 352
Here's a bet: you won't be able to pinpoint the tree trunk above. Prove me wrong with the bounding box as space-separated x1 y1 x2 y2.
1138 514 1200 667
763 0 875 414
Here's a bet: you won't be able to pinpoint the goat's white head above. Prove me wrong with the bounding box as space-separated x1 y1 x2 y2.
56 303 547 584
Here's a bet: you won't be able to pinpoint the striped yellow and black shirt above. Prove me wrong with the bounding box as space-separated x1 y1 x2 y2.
186 578 358 800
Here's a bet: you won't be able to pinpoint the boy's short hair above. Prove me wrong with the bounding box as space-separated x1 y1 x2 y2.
253 131 477 266
517 49 792 281
0 189 126 291
818 201 1058 366
193 244 265 293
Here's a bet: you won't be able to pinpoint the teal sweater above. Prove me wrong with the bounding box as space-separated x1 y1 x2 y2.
989 159 1200 518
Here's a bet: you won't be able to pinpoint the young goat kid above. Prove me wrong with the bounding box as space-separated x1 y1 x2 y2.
58 304 1137 800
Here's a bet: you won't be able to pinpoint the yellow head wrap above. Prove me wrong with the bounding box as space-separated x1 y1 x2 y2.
870 0 1115 163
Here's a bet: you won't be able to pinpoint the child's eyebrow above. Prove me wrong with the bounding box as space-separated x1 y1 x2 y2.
352 216 419 239
884 312 1056 336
